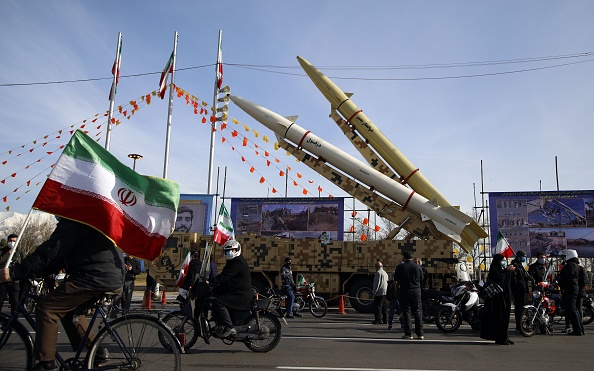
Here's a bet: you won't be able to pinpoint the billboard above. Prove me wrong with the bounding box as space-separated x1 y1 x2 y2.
489 190 594 257
230 197 344 241
175 194 214 235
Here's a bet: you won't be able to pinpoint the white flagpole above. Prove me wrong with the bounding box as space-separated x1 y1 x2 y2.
162 31 178 179
105 32 122 151
207 30 223 194
2 209 35 269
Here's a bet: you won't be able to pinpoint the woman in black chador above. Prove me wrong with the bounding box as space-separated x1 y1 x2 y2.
481 253 515 345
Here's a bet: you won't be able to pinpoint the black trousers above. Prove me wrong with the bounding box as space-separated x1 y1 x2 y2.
512 291 527 330
373 295 388 323
210 298 233 328
0 281 20 314
399 291 424 337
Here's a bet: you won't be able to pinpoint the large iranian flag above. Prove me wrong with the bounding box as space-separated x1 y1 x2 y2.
495 231 514 259
213 204 234 245
32 130 180 260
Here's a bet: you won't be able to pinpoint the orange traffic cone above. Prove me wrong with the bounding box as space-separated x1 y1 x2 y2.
142 290 152 309
337 294 346 314
161 290 167 304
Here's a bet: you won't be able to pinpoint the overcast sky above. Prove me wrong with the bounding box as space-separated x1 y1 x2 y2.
1 1 593 235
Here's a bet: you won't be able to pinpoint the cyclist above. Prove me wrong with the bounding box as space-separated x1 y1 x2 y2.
206 240 252 338
0 218 125 371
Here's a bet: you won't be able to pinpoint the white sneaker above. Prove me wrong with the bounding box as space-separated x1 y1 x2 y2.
417 336 424 340
402 335 413 340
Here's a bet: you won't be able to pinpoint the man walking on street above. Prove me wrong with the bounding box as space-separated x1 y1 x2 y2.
395 251 424 340
372 261 388 324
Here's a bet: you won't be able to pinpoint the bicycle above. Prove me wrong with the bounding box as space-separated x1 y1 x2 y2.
0 288 182 370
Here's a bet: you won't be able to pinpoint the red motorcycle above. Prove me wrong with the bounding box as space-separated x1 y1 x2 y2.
294 278 328 318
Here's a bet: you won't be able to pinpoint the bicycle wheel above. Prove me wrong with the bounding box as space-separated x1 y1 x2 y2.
309 297 327 318
243 311 282 353
436 306 462 333
87 315 181 370
0 314 34 370
162 310 199 351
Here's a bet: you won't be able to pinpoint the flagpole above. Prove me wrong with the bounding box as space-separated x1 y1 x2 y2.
105 32 122 151
207 30 223 194
2 209 35 269
162 31 178 179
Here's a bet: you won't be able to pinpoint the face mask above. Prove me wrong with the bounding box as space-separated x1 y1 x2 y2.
7 241 16 249
225 250 235 260
521 257 526 263
500 261 507 268
538 258 546 265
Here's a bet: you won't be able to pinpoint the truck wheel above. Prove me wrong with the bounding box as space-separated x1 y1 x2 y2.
348 279 374 313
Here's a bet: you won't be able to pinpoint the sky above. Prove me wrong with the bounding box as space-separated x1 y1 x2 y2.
1 1 594 236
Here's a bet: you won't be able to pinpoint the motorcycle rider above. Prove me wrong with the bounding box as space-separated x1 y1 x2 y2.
557 249 583 336
281 256 301 318
509 250 532 332
207 240 253 338
529 252 548 284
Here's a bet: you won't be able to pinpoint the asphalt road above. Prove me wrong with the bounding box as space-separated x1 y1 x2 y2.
115 295 594 371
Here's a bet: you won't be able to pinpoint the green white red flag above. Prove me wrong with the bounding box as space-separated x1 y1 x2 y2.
159 51 174 99
213 204 234 245
109 37 123 101
495 231 514 259
32 130 180 260
176 247 191 287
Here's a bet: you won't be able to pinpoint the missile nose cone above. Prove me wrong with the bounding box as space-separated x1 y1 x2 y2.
228 94 290 136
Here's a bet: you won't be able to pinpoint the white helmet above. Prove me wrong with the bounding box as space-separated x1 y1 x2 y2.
223 240 241 260
562 249 578 261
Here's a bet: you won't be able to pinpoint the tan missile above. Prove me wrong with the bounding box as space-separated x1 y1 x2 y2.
297 55 451 207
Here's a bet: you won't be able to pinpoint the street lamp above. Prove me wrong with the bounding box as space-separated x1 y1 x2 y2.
128 153 143 171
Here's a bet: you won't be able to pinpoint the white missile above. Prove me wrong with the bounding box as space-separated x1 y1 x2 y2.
229 94 486 250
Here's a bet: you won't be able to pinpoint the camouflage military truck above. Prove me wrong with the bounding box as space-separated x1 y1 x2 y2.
151 231 457 313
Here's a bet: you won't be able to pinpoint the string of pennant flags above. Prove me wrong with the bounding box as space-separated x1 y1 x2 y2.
1 84 385 240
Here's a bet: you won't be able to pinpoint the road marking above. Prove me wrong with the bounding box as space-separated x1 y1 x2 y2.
282 335 492 344
277 367 454 371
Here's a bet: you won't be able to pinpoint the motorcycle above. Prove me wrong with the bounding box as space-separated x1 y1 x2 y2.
162 286 282 353
545 285 594 328
436 280 483 333
519 281 554 336
421 288 452 323
293 278 328 318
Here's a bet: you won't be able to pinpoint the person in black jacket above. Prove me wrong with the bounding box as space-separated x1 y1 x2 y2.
207 240 252 338
121 255 141 310
481 253 515 345
558 249 583 336
529 252 548 284
0 218 125 371
0 233 24 314
509 250 532 331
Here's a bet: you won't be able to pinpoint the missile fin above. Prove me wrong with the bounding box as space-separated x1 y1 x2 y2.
284 115 298 123
431 220 462 245
429 198 439 207
420 213 431 222
345 92 353 98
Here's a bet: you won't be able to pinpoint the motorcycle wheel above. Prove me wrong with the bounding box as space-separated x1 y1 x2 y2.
309 297 328 318
162 310 200 351
243 311 282 353
519 307 537 337
436 307 462 333
582 303 594 325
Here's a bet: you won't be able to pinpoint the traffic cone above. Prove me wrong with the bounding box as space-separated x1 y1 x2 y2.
161 290 167 304
142 290 152 309
337 294 346 314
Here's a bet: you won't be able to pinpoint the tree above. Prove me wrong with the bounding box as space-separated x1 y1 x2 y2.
0 213 56 257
